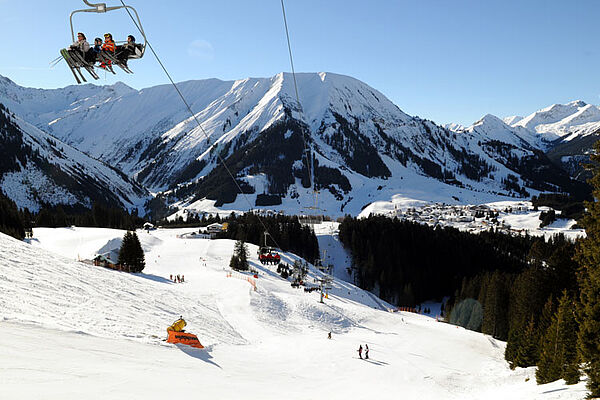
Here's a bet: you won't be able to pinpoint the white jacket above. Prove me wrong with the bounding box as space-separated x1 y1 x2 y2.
70 39 90 53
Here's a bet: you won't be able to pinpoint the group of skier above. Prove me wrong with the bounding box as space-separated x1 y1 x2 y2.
170 274 185 283
327 332 370 360
67 31 137 68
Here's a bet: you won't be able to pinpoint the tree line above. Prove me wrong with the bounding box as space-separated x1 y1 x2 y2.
218 213 319 265
0 200 145 240
338 215 533 307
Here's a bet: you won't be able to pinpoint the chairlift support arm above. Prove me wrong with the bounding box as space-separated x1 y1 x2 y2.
70 0 147 45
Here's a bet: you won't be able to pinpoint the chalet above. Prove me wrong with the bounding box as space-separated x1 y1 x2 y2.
93 254 116 268
206 222 224 234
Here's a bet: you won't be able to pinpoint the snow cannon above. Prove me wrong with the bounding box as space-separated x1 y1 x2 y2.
166 330 204 348
166 317 204 349
166 317 187 333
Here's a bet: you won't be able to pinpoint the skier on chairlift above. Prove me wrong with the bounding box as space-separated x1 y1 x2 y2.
100 33 115 69
117 35 136 67
69 32 90 57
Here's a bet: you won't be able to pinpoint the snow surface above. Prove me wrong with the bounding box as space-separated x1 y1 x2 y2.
0 228 589 399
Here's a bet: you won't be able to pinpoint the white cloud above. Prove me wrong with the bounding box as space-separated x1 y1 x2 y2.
187 39 214 61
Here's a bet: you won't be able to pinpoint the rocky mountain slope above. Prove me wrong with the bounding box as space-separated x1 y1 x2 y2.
0 73 587 216
467 100 600 184
0 103 147 211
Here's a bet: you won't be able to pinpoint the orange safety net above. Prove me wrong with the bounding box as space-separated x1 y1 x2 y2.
226 271 257 291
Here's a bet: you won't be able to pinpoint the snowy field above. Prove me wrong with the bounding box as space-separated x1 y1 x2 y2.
0 227 589 399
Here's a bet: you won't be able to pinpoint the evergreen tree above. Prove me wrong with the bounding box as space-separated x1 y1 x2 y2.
118 231 145 273
536 291 579 385
229 254 240 270
537 311 562 384
575 140 600 397
514 316 538 368
505 326 523 369
481 271 510 339
537 295 554 349
0 191 25 239
230 240 249 271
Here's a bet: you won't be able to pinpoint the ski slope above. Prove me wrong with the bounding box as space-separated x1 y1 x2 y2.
0 227 589 399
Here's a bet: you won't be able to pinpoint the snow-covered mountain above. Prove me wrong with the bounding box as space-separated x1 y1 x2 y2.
512 100 600 141
0 73 585 216
0 103 148 211
457 100 600 185
503 115 523 126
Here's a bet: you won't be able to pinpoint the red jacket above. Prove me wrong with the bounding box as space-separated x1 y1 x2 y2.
102 39 115 52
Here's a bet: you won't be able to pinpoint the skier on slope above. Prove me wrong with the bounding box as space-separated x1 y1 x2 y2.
365 344 369 359
358 344 363 359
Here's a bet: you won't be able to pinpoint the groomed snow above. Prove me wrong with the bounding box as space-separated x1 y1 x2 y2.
0 228 588 399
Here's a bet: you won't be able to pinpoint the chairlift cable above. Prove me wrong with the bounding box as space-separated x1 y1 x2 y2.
280 0 317 207
119 0 284 251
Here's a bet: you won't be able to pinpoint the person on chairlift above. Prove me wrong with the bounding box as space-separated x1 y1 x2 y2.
69 32 90 57
118 34 136 67
100 33 115 69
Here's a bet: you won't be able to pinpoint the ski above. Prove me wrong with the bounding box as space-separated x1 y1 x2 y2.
68 51 89 82
97 53 117 74
69 50 100 80
75 64 87 83
60 49 81 84
103 52 133 74
64 49 87 83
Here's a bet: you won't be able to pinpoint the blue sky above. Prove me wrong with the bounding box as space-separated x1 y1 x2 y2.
0 0 599 125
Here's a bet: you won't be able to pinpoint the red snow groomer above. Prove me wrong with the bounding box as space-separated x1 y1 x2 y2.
166 317 204 348
258 246 281 265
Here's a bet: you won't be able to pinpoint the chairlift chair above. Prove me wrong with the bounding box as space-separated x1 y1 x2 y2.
61 0 147 84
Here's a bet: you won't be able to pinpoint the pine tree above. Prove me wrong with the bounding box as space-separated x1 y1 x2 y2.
230 240 249 271
229 254 240 270
130 231 146 273
118 231 145 273
537 310 562 384
515 316 538 367
538 296 554 334
481 271 510 339
575 140 600 396
537 295 554 350
536 291 579 385
505 326 523 369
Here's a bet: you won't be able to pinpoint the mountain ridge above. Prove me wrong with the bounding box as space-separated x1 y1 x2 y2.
0 72 589 217
0 103 148 212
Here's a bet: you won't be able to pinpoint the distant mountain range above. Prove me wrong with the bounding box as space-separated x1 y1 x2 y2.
469 100 600 183
0 73 594 217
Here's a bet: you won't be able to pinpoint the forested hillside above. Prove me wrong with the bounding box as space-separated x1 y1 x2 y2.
338 215 534 305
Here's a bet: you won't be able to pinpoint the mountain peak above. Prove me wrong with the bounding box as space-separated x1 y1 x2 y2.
475 113 506 127
566 100 587 108
503 115 523 126
0 75 16 87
